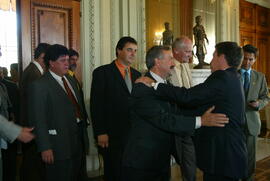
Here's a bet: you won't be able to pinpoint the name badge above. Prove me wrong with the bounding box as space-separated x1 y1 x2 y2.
48 129 57 135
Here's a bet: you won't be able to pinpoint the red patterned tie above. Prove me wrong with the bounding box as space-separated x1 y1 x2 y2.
62 77 83 120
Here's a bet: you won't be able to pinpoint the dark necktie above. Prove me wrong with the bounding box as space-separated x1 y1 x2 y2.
124 68 132 93
243 71 250 93
62 77 83 120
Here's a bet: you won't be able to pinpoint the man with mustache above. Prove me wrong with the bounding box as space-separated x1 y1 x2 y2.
136 42 247 181
121 45 229 181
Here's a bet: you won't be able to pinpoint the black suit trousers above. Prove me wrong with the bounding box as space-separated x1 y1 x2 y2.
99 146 123 181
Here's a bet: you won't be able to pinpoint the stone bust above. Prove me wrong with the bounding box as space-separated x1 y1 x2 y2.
162 22 173 46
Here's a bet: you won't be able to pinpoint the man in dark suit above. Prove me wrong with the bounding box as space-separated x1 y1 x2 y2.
138 42 247 181
240 44 269 181
19 43 50 181
90 36 141 181
121 45 229 181
68 48 89 181
28 44 89 181
20 42 50 126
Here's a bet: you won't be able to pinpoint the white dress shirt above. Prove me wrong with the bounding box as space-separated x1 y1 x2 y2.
32 61 44 75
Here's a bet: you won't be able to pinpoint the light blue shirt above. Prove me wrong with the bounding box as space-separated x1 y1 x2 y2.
240 68 251 85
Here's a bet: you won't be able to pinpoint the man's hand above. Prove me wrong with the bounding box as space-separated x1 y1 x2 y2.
201 106 229 127
97 134 109 148
135 76 155 87
17 127 34 143
248 101 259 109
42 149 54 164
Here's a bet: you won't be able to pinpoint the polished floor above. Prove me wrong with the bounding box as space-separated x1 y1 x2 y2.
88 137 270 181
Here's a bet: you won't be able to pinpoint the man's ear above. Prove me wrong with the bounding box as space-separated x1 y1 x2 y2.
219 54 229 67
116 48 121 56
154 58 160 66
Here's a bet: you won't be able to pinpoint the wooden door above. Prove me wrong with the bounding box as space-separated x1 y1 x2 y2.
240 31 256 47
256 34 270 82
17 0 81 81
239 0 270 84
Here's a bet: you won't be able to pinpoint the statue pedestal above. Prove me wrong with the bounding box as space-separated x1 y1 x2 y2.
191 69 211 86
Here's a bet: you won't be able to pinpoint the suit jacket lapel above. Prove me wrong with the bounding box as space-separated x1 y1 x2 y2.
30 62 43 77
131 68 139 85
111 61 131 94
45 72 71 102
145 72 154 80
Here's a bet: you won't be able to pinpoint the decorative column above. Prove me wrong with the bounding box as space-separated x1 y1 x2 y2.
80 0 101 175
215 0 239 43
80 0 146 175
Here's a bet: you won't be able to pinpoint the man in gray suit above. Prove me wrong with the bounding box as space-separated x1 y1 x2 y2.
28 44 89 181
0 115 34 181
240 44 269 181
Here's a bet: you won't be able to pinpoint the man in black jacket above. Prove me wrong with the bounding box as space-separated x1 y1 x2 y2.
90 37 141 181
137 42 247 181
121 45 229 181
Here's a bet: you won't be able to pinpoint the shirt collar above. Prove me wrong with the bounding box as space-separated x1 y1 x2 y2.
68 70 75 77
49 69 64 82
173 58 181 67
240 68 251 75
32 61 44 74
115 59 130 70
150 71 166 83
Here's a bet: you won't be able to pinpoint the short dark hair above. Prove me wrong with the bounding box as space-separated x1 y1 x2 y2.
242 44 258 58
146 46 171 70
215 42 243 68
34 43 50 59
115 36 137 57
68 48 79 57
44 44 69 68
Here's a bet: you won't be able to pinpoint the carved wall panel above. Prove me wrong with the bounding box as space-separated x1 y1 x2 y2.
240 0 256 32
32 2 72 54
19 0 80 80
240 31 256 46
256 5 270 33
256 34 270 81
239 0 270 83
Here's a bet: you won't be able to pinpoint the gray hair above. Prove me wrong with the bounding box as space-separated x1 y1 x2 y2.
146 46 171 70
172 36 192 50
